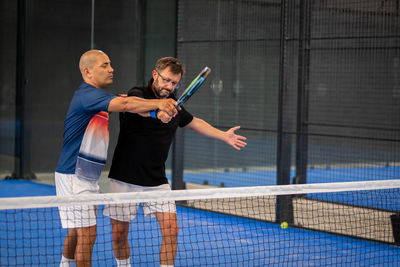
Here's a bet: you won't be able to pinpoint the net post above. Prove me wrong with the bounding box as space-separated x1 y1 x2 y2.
276 0 294 224
172 128 186 190
276 195 294 224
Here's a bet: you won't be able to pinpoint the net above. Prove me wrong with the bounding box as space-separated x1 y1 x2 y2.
1 180 400 266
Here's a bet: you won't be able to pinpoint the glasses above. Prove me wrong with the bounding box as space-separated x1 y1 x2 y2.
156 70 180 89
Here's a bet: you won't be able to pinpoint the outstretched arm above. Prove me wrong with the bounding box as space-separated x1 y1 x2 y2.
108 95 178 116
186 117 247 150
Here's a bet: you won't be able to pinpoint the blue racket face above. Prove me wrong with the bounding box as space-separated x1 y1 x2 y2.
188 77 204 96
176 67 211 108
176 78 204 107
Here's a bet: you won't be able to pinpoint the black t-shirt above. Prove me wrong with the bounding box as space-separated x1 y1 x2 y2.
108 79 194 186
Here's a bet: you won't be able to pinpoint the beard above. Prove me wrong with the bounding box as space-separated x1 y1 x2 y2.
154 79 173 98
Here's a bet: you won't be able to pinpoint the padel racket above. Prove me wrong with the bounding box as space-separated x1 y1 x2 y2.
175 66 211 108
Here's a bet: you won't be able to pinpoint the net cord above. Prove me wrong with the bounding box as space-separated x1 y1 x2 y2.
1 179 399 210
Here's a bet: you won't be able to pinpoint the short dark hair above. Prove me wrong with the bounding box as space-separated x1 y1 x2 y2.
155 57 185 76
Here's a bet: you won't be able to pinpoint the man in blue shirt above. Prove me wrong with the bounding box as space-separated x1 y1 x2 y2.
55 50 178 267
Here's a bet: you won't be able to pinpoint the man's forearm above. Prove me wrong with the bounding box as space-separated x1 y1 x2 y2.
108 96 177 115
187 117 225 141
124 97 160 113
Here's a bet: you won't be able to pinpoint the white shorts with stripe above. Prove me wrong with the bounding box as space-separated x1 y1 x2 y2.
55 172 99 229
103 179 176 222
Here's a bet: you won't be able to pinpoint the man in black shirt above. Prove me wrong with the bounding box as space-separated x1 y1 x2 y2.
104 57 247 267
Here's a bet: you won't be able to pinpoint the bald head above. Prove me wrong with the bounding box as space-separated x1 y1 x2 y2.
79 49 114 89
79 50 106 73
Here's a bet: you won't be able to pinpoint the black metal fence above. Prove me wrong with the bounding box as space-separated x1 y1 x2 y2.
0 0 399 188
173 0 400 188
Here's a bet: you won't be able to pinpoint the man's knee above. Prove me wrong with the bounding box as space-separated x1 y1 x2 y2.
111 220 130 241
164 220 179 237
77 225 97 245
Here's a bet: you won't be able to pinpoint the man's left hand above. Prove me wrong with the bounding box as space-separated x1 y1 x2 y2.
224 126 247 150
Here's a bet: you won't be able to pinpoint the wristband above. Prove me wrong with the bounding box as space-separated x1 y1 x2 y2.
150 109 159 119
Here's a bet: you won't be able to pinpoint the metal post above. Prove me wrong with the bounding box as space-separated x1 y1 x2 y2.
135 0 147 86
171 0 185 190
8 0 33 180
171 128 186 190
90 0 95 49
276 0 294 224
294 0 311 185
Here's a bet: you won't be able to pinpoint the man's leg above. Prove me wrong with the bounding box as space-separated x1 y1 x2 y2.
111 218 131 260
56 173 99 266
60 228 77 266
75 225 97 267
156 212 179 266
63 228 77 258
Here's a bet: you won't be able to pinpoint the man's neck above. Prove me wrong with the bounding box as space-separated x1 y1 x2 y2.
151 83 163 99
84 80 99 88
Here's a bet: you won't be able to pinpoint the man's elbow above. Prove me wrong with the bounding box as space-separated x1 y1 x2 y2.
109 98 128 113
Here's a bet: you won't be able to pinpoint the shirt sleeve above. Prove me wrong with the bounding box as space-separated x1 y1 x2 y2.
179 106 194 127
81 87 117 113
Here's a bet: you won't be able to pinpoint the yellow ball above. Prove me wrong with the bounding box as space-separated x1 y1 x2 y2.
280 221 288 229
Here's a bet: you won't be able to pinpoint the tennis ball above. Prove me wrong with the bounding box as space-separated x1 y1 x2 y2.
280 221 288 229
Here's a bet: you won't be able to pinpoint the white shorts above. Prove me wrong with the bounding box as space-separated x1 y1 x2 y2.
55 172 99 229
103 179 176 222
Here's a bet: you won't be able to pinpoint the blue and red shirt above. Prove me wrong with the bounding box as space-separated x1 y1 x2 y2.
56 82 117 181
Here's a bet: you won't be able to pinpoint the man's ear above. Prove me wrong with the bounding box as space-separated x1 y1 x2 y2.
152 70 158 80
83 67 91 78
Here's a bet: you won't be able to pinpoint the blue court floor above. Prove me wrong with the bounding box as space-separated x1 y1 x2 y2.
180 166 400 187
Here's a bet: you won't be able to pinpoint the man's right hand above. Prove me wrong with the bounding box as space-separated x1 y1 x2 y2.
157 110 173 123
158 99 178 116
